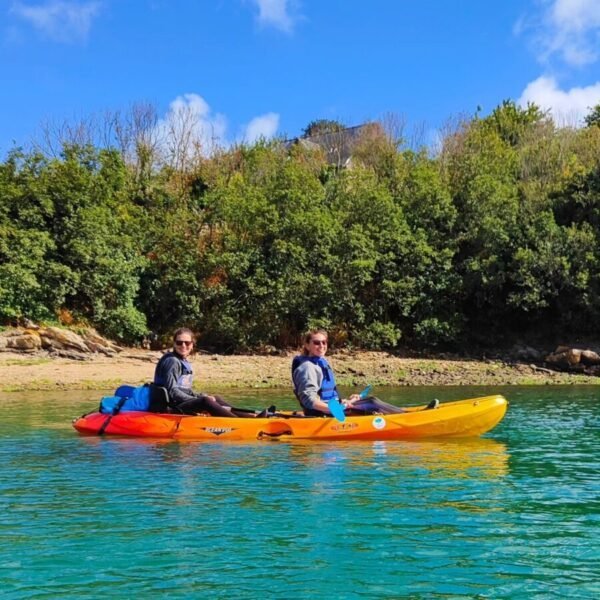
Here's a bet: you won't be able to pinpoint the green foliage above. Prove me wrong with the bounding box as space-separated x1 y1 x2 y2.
481 100 548 147
0 151 75 321
584 104 600 128
0 145 147 341
3 99 600 349
356 321 402 350
302 119 346 138
97 304 149 342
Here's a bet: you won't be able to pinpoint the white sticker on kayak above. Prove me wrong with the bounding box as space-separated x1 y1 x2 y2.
372 416 386 430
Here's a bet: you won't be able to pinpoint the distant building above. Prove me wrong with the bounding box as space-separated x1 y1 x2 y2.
285 122 384 168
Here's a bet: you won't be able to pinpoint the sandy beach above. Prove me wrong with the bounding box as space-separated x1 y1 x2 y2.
1 348 598 392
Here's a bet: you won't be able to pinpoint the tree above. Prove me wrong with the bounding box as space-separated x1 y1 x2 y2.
481 100 548 147
0 145 148 341
0 150 75 322
302 119 346 138
584 104 600 128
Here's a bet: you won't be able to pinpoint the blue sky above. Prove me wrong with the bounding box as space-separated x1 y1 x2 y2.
2 0 600 156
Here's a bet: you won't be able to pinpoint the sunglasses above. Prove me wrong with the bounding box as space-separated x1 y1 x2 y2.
311 340 327 345
175 340 193 346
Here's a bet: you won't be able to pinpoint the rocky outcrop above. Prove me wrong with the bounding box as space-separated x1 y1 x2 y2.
0 326 123 359
40 326 92 354
544 345 600 375
0 329 43 352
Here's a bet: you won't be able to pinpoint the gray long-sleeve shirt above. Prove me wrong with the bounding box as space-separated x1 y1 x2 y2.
292 360 323 410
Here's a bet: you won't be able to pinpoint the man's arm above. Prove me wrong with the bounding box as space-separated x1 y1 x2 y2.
293 362 332 413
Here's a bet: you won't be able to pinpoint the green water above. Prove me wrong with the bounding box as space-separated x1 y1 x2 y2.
0 386 598 599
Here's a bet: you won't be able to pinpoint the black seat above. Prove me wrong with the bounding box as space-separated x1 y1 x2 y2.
147 384 170 413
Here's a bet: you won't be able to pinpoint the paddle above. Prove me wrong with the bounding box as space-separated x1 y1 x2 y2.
328 397 346 422
358 385 372 399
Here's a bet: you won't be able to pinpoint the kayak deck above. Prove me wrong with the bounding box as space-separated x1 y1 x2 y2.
73 395 508 441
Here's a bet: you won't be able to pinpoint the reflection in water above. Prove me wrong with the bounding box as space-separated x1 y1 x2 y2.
286 437 509 479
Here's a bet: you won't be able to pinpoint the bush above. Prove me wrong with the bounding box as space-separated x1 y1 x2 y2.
96 305 148 344
356 321 402 350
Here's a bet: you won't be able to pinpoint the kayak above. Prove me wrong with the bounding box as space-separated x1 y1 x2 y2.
72 394 508 441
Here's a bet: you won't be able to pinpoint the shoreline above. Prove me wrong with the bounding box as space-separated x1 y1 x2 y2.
1 348 599 393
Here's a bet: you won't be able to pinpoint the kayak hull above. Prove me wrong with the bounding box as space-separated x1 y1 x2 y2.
72 395 508 441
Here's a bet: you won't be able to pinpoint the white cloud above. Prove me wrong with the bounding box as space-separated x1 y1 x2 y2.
518 75 600 125
10 1 102 43
524 0 600 66
154 94 280 160
242 112 280 143
157 93 228 158
251 0 296 33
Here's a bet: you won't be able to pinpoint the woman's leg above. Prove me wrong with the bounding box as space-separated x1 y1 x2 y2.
200 394 258 418
175 396 234 417
347 396 406 415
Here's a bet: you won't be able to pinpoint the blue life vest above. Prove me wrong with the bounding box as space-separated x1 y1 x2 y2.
154 353 194 389
291 355 340 402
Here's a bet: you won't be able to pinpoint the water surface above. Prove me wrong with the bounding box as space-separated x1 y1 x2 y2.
0 386 598 598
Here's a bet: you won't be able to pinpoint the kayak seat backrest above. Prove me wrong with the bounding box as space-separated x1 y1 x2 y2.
148 384 169 413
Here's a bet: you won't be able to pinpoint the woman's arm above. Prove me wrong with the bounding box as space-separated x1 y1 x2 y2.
155 356 197 405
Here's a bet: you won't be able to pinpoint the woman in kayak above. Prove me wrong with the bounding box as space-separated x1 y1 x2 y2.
292 329 426 416
154 328 257 417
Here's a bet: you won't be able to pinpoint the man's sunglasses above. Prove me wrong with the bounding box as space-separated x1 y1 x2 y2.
175 340 193 346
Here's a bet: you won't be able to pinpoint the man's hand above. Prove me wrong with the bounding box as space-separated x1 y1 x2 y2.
345 394 361 408
342 394 361 409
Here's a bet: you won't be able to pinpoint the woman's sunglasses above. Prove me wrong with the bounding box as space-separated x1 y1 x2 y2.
175 340 193 346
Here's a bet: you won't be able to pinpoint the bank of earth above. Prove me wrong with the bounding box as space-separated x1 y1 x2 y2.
1 348 598 393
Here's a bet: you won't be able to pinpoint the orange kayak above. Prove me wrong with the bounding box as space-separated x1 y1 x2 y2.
72 395 508 441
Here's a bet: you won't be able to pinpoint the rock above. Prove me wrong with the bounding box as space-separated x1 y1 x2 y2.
580 350 600 366
84 341 117 356
40 326 90 353
545 348 581 369
6 333 42 352
0 324 129 358
512 345 544 362
80 329 122 352
0 328 26 338
48 348 91 361
553 345 567 353
543 345 600 377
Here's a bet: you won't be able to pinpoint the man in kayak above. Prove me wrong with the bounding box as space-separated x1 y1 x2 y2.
292 329 439 416
154 328 257 417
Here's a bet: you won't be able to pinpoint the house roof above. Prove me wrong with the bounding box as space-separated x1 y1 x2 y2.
284 123 380 167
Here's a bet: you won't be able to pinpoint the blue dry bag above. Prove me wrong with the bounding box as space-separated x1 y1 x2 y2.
99 385 151 414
